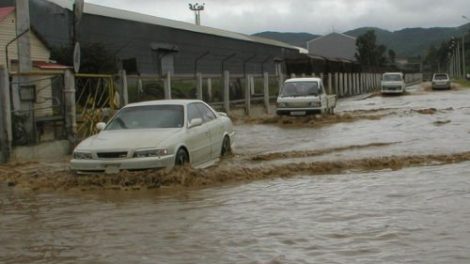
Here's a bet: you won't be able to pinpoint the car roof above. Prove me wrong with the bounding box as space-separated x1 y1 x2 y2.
285 77 321 82
124 99 204 108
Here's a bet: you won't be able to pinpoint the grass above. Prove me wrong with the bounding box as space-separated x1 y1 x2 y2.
454 79 470 88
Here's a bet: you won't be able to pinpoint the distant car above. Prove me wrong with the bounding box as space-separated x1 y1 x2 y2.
431 73 451 90
276 77 336 116
381 72 406 94
71 100 235 173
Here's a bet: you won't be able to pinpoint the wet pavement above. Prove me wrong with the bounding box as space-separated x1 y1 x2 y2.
1 83 470 263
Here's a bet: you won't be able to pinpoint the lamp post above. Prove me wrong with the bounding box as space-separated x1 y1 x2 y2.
463 15 469 78
189 3 205 25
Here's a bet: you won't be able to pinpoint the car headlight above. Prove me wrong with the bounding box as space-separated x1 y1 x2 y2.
73 151 93 160
277 102 286 108
133 149 169 158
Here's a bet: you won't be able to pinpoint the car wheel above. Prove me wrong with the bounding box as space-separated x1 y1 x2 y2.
221 136 232 157
175 148 189 166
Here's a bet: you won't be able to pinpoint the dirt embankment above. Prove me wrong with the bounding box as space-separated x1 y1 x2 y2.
1 152 470 191
250 142 400 161
231 106 454 127
231 112 388 128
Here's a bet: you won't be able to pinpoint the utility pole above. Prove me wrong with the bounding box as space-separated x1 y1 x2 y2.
15 0 34 144
462 15 469 77
189 3 205 25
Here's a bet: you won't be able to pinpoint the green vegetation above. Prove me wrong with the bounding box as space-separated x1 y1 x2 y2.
355 30 395 70
255 24 470 58
454 79 470 88
50 43 118 73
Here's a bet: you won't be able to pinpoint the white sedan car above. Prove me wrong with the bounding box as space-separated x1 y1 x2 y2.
71 100 235 173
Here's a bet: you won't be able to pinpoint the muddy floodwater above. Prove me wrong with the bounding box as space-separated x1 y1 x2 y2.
1 84 470 263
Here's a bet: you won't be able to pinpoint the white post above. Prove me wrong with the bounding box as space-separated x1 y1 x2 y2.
64 70 77 145
164 71 172 99
245 75 251 116
327 73 333 95
223 71 230 113
119 69 128 107
278 72 284 93
0 66 12 163
263 72 270 114
207 78 212 101
196 72 203 100
339 73 344 97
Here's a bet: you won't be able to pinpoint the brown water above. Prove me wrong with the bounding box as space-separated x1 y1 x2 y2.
1 84 470 263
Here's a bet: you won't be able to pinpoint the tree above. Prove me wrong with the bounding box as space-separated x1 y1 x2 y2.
388 49 396 64
355 30 388 70
50 42 118 73
424 41 452 72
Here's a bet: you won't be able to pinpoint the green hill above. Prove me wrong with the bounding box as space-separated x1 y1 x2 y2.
254 24 470 57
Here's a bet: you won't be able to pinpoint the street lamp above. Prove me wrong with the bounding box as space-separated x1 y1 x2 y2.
189 3 205 25
463 15 469 78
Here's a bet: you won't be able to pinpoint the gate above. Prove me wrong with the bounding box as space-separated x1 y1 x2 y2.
9 72 66 146
75 74 118 140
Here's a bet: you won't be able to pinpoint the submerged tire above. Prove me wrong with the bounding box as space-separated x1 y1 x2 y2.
221 136 232 157
175 148 189 166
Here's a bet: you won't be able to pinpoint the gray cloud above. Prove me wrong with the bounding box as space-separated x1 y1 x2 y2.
87 0 470 34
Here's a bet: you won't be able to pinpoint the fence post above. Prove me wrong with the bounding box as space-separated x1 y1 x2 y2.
0 66 12 163
64 70 77 146
245 74 251 116
278 72 284 93
223 71 230 113
164 71 172 99
263 72 270 114
196 72 203 100
119 69 128 107
207 78 212 101
327 73 333 95
137 78 143 98
354 73 359 95
339 73 343 97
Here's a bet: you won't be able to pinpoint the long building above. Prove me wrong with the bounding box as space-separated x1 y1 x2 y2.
1 0 301 75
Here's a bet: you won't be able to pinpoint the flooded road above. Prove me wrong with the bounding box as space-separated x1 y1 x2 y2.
1 84 470 263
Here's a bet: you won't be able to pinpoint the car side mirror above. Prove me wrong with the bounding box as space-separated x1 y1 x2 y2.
96 122 106 131
188 118 203 128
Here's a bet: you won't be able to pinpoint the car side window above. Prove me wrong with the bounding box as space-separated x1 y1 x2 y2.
187 103 202 124
196 103 216 123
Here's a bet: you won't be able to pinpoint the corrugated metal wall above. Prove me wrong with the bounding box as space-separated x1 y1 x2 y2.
22 0 298 75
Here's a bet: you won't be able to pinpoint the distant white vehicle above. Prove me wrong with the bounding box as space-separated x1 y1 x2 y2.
381 72 406 94
276 77 336 116
71 100 234 173
431 73 451 90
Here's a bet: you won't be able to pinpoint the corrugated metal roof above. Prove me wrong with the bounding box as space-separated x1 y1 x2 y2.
0 6 15 23
306 32 357 62
47 0 298 50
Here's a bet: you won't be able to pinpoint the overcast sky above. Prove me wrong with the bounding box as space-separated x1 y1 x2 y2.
86 0 470 35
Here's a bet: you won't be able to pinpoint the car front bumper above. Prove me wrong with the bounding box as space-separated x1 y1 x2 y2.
381 87 404 94
276 107 322 115
70 154 175 173
432 83 450 89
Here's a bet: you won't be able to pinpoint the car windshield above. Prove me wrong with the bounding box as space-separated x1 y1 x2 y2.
434 74 449 80
106 105 184 130
383 74 402 81
280 81 320 97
